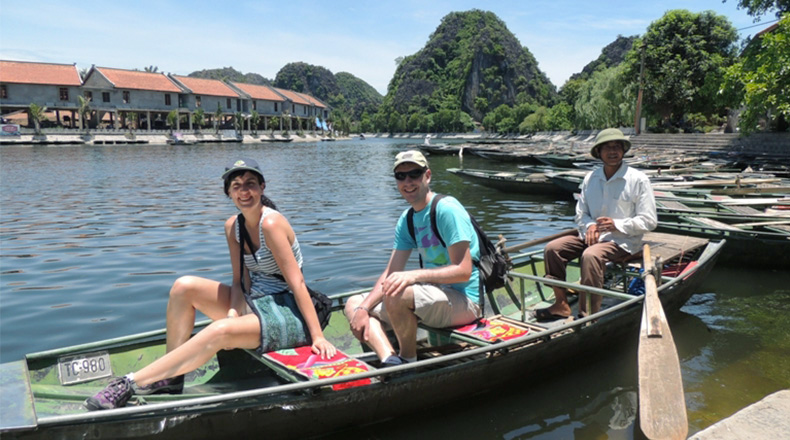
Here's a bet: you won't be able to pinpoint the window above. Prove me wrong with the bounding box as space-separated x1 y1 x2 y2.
196 96 201 107
59 88 69 101
226 98 231 109
165 94 171 106
84 91 92 100
274 102 278 112
292 104 295 113
123 91 130 104
252 101 257 111
1 85 7 99
102 92 110 103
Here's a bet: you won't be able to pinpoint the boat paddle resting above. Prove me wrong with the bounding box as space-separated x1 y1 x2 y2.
0 231 724 439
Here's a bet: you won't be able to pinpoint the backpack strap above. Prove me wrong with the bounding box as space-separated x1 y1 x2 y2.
236 214 248 294
407 194 447 268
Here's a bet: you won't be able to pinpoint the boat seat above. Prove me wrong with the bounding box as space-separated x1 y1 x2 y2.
421 315 543 347
246 346 376 390
766 224 790 234
658 200 691 211
724 205 763 215
686 216 743 231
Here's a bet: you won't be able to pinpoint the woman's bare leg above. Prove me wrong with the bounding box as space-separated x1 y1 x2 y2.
134 314 260 387
165 276 233 352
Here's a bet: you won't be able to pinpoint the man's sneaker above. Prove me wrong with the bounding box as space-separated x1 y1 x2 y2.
84 377 134 411
134 375 184 395
381 355 408 367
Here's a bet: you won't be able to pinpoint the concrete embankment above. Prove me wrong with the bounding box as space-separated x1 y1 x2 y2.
0 132 347 146
689 389 790 440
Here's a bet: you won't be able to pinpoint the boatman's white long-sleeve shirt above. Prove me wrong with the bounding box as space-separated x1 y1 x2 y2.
575 163 657 254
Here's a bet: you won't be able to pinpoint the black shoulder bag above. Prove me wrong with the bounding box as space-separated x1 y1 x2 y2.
237 213 332 330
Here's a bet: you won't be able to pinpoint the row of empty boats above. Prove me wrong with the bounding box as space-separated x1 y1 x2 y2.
421 139 790 269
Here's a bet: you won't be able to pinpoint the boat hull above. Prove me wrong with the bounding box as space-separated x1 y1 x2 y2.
1 238 724 439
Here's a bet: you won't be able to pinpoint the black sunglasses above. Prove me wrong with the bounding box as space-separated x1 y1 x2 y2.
394 168 426 181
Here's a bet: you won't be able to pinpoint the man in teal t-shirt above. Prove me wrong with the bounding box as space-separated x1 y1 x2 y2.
345 150 480 366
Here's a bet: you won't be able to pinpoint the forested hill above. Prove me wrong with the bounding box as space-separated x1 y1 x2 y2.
570 35 637 81
188 67 271 85
273 62 382 120
383 9 557 121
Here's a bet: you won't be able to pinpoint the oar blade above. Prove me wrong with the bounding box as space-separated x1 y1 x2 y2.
638 245 688 440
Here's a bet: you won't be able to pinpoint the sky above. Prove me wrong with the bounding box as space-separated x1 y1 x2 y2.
0 0 776 95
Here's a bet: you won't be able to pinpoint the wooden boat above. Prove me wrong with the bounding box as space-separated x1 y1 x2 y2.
467 149 546 164
547 170 790 197
447 168 568 195
656 217 788 268
656 193 790 222
0 232 724 439
418 143 462 155
535 153 591 169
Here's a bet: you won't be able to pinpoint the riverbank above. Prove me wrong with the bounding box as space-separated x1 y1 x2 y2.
690 390 790 439
0 131 349 146
1 131 787 157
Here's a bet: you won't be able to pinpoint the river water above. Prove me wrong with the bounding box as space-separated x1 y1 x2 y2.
1 139 788 439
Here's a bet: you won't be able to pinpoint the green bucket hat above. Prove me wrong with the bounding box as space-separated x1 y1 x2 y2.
591 128 631 159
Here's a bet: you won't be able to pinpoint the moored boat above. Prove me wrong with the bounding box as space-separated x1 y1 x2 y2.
447 168 568 195
0 232 724 439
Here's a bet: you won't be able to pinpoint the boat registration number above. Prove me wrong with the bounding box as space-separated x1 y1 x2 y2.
57 351 112 385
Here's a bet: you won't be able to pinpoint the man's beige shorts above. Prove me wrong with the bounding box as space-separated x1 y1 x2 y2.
364 283 480 328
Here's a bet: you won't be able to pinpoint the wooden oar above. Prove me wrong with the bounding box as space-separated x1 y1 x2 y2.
502 228 577 254
638 244 688 440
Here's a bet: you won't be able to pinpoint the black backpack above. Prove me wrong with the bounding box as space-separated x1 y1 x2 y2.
406 195 511 313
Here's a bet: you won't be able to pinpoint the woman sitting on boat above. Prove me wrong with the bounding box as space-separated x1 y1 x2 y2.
85 158 336 410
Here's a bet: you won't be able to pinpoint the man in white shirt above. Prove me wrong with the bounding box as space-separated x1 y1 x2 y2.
534 128 657 321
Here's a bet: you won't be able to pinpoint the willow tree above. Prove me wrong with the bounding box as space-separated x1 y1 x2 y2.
574 65 634 129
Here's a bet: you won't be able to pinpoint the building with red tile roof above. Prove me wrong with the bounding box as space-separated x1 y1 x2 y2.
81 66 186 129
1 59 332 133
230 82 287 115
272 87 329 123
1 61 83 127
170 75 243 118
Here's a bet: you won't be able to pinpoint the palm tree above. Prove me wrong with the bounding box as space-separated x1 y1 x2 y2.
233 112 243 133
126 112 138 135
214 103 223 134
250 110 260 135
192 108 205 134
78 96 91 133
166 109 178 134
28 103 47 135
270 117 279 136
143 66 159 73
